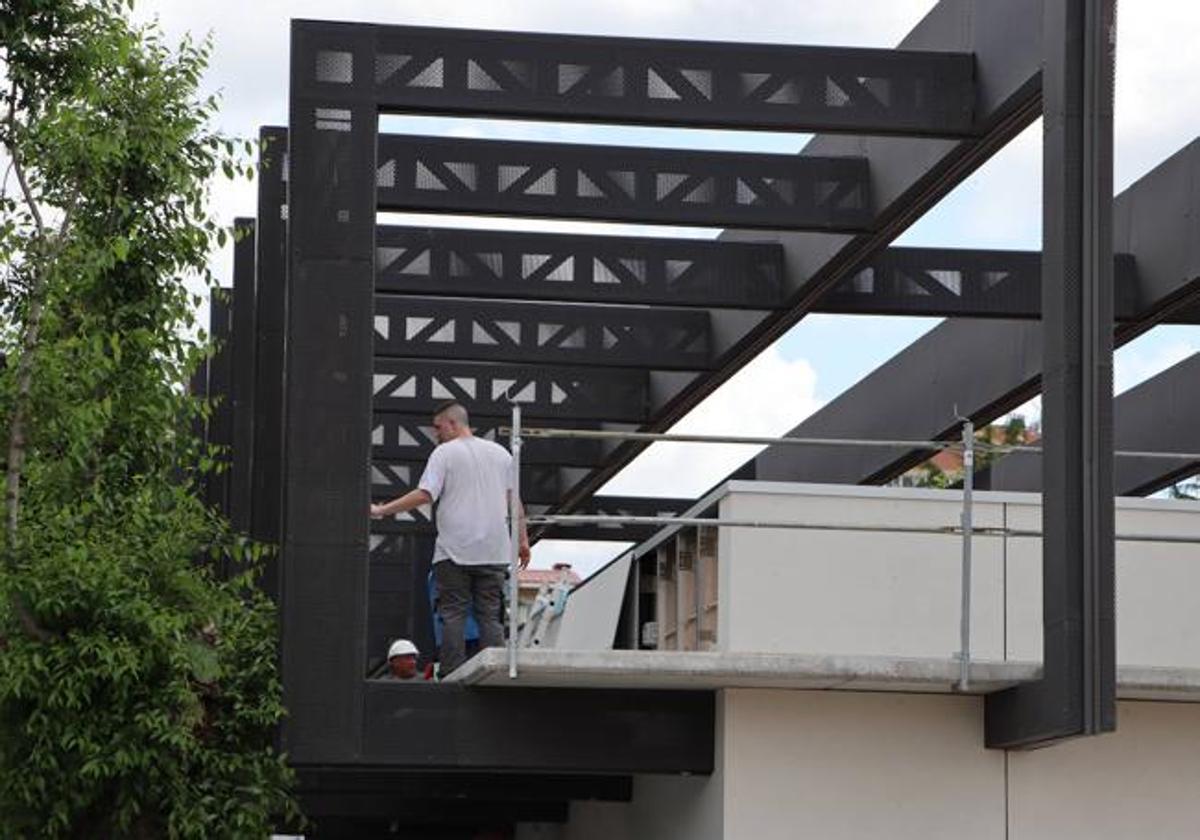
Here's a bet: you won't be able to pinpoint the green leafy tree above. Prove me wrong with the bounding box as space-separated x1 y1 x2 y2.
0 1 297 836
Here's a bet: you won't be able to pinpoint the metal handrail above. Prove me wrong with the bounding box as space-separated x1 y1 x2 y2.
504 424 1200 461
502 407 1200 683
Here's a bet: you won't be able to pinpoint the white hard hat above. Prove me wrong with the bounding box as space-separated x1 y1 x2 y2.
388 639 418 659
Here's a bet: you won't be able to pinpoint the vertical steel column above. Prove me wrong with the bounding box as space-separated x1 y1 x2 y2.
229 218 257 537
251 127 287 601
957 419 974 692
508 402 523 679
281 23 377 762
986 0 1117 748
205 289 234 521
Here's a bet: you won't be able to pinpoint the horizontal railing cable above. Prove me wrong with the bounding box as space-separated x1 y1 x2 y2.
505 426 1200 461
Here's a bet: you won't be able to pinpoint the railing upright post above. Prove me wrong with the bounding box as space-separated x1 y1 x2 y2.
958 418 975 691
508 401 523 679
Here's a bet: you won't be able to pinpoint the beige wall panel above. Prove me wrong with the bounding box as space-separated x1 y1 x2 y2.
1008 701 1200 840
722 689 1005 840
1002 501 1043 661
718 490 1005 659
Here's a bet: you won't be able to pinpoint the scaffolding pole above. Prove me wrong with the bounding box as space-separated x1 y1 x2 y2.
958 419 975 692
508 401 523 680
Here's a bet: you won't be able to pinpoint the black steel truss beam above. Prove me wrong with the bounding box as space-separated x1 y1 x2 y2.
979 353 1200 496
549 0 1047 514
376 134 872 231
375 225 1184 325
376 226 785 309
373 295 716 370
376 225 1191 323
822 248 1142 320
361 23 975 136
372 358 695 423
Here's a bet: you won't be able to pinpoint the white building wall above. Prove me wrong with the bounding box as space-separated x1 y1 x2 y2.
555 692 1200 840
717 484 1200 670
1007 700 1200 839
722 689 1006 840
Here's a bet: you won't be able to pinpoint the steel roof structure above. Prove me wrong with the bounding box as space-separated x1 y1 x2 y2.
182 0 1200 832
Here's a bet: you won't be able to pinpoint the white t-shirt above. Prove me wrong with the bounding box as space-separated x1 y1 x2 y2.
418 435 514 566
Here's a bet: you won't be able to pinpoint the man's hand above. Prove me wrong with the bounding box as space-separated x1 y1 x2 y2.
518 541 531 570
369 503 388 519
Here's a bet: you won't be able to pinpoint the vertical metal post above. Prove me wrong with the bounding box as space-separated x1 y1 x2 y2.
508 401 523 679
986 0 1117 748
958 419 975 692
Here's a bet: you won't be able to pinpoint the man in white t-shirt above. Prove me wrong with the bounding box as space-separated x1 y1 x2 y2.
370 401 530 675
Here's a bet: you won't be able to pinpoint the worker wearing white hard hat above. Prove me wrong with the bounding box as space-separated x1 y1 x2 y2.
386 638 421 680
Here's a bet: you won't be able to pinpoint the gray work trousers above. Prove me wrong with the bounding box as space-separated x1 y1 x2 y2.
434 560 506 676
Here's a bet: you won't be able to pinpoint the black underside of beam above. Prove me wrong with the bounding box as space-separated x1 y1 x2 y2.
296 767 632 806
376 134 872 231
978 353 1200 496
360 23 976 136
301 803 566 836
360 682 715 774
296 767 630 832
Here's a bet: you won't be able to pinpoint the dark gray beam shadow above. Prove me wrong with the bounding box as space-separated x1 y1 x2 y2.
752 137 1200 487
979 353 1200 496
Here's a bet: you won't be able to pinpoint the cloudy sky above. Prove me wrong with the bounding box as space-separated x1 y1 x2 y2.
133 0 1200 575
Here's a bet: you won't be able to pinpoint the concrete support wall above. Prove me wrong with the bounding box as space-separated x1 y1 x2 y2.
554 692 1200 840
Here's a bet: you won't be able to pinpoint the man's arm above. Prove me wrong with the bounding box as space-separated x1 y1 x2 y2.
508 490 531 570
369 488 433 519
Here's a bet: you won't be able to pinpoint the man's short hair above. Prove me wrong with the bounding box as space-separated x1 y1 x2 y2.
433 400 469 425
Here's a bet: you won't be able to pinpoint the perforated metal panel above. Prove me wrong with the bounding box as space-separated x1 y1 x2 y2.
373 296 713 369
368 25 975 136
372 359 653 421
820 248 1141 319
377 134 872 231
376 226 784 309
251 128 288 580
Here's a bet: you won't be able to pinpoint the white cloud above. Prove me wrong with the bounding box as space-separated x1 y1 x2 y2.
601 343 823 497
